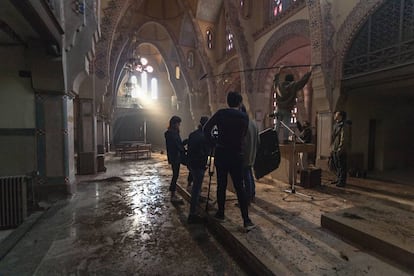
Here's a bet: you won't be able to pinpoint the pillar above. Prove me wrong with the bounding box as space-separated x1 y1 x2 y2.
35 93 76 197
77 98 97 174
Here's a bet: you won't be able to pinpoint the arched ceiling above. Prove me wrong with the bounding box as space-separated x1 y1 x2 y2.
138 0 186 20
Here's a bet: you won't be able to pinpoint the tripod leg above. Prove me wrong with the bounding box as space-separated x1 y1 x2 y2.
205 147 215 212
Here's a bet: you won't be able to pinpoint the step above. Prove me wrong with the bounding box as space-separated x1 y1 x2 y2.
321 203 414 271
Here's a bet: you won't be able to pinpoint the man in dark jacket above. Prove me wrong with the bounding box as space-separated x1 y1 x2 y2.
203 91 255 231
164 116 185 203
273 66 312 143
331 111 350 187
187 116 210 223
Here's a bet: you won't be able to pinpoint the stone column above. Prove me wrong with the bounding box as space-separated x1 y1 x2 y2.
77 98 97 174
105 122 110 152
311 70 332 169
97 116 105 152
35 93 76 197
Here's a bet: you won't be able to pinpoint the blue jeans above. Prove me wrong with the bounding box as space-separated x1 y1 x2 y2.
243 166 255 202
169 162 180 192
189 167 206 215
275 108 292 142
215 148 251 224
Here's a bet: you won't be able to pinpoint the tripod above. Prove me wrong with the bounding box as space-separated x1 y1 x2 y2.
205 146 216 212
278 120 314 200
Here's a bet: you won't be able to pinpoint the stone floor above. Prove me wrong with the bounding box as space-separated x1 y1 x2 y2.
0 152 413 275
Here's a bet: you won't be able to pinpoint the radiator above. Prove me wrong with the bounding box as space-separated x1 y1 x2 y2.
0 176 28 229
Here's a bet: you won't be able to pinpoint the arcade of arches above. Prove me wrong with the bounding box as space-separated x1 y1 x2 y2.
1 0 413 196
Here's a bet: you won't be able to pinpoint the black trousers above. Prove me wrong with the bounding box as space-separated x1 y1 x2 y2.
333 152 347 185
214 148 251 224
169 162 180 192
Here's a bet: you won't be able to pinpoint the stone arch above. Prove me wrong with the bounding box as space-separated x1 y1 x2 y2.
112 21 189 102
72 71 88 96
254 19 310 93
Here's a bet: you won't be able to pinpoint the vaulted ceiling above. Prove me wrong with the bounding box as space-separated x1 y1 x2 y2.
97 0 223 108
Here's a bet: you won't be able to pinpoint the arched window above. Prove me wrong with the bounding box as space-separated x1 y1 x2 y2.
141 72 148 95
151 78 158 100
206 29 213 49
226 27 234 52
270 0 297 19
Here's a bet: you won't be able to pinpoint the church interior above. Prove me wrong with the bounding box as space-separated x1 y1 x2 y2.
0 0 413 274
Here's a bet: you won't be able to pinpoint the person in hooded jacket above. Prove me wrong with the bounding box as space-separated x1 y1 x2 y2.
187 116 210 223
273 65 313 143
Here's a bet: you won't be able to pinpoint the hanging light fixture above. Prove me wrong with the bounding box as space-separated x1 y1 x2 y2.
123 49 154 98
124 56 154 73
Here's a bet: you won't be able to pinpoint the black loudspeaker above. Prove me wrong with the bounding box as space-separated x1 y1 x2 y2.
299 168 321 188
254 128 281 179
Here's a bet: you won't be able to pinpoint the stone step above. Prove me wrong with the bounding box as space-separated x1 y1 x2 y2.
321 203 414 271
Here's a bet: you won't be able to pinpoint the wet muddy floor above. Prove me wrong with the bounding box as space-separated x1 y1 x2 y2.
0 158 245 275
0 152 412 275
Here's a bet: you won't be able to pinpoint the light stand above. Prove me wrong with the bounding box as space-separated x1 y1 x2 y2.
278 120 314 200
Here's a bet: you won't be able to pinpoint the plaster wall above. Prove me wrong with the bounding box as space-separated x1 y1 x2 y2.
0 47 35 128
0 136 36 175
0 46 36 175
29 43 65 93
330 0 359 44
347 92 414 171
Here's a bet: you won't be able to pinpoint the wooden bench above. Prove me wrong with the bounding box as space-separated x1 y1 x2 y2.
120 144 151 160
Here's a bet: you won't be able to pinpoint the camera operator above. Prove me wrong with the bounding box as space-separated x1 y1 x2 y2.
203 91 256 231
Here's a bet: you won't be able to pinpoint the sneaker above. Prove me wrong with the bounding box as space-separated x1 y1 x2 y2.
213 211 225 221
187 214 204 224
244 221 256 231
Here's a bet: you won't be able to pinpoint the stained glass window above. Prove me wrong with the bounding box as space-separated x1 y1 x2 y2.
270 0 297 19
226 30 234 52
206 29 213 49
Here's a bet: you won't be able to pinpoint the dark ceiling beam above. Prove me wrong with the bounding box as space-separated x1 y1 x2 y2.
11 0 63 53
0 20 26 46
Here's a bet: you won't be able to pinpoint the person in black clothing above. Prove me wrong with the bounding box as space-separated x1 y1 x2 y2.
187 116 210 224
164 116 185 203
331 111 350 187
203 91 255 231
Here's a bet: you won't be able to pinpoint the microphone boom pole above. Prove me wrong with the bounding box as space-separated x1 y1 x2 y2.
199 64 321 80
